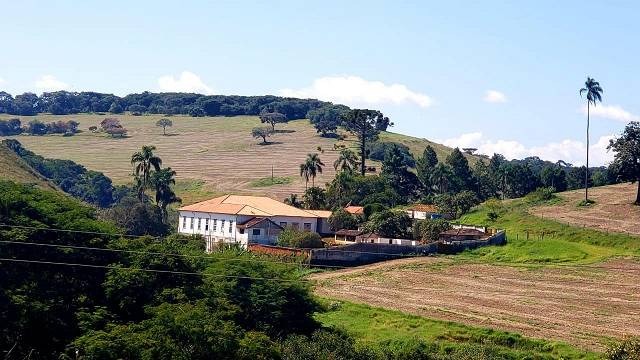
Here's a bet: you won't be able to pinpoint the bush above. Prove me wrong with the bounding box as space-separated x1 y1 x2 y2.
277 227 324 248
328 208 358 231
413 218 451 243
525 187 556 203
0 118 22 135
25 119 47 135
606 337 640 360
484 198 503 222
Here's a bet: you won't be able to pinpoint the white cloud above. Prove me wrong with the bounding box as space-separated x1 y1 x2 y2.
279 75 432 108
581 104 639 123
35 75 70 92
483 90 507 103
157 71 215 95
437 132 614 166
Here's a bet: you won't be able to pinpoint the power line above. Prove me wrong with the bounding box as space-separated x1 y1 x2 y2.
0 239 346 269
0 223 160 239
0 257 313 283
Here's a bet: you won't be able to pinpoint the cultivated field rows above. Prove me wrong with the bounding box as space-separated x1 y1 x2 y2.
312 257 640 351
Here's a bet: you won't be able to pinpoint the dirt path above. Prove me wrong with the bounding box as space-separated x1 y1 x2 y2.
311 257 640 351
531 183 640 236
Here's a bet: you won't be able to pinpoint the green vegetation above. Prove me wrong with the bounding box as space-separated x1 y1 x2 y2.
0 141 57 189
249 176 293 188
277 227 324 248
459 196 640 264
608 121 640 204
316 301 598 359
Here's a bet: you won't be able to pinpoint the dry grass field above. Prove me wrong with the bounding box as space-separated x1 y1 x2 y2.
532 183 640 236
0 142 58 190
312 257 640 351
0 113 459 202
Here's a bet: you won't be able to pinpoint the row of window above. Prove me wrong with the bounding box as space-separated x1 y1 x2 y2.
181 217 233 233
279 222 313 231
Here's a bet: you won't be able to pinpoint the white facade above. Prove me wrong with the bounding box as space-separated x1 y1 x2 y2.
177 211 320 250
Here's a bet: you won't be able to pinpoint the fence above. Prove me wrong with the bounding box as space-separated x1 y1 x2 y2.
310 230 506 267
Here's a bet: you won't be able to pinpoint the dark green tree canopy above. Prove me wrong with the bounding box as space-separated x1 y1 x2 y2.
608 121 640 204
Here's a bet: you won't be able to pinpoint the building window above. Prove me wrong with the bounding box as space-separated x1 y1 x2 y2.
205 219 209 231
239 228 245 234
252 229 261 236
212 219 217 232
228 221 233 233
197 218 201 230
221 220 225 232
292 222 299 230
279 222 287 228
190 217 194 229
303 223 311 231
182 217 187 229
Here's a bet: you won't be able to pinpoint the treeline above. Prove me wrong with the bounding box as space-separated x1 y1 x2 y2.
0 118 79 136
2 180 613 359
0 90 341 120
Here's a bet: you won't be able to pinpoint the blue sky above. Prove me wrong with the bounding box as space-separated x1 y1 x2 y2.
1 0 638 165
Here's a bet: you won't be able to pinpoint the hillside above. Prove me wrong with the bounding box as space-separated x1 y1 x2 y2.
0 142 57 190
531 183 640 236
0 114 474 202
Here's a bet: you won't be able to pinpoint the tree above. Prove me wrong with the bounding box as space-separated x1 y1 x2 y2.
413 218 451 243
304 153 324 187
342 109 390 175
327 208 358 231
109 102 123 114
130 145 162 201
259 111 287 131
608 121 640 204
445 148 473 192
333 148 359 173
580 77 603 202
25 119 47 135
302 186 326 209
156 118 173 135
363 209 412 238
251 126 273 144
151 167 182 220
430 163 454 194
381 144 419 200
299 162 311 190
284 193 302 208
416 145 439 193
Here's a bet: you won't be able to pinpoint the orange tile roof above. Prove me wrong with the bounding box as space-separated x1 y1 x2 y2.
306 210 332 218
345 205 364 215
407 204 440 213
179 195 322 218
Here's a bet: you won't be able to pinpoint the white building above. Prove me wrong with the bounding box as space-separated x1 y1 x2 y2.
177 195 332 251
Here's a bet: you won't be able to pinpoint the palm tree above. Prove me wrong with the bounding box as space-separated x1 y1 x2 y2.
152 167 181 221
333 148 359 173
131 145 162 201
299 162 310 190
579 77 603 202
305 153 325 187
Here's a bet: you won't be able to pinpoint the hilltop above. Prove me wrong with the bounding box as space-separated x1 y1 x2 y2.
0 113 475 202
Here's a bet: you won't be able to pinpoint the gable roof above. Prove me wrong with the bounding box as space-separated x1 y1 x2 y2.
236 217 284 229
179 195 321 218
345 205 364 215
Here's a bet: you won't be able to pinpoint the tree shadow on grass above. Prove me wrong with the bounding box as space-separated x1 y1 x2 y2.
162 133 180 137
258 141 283 146
274 129 296 134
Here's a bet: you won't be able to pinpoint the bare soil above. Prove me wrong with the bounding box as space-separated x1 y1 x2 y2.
532 183 640 236
311 257 640 351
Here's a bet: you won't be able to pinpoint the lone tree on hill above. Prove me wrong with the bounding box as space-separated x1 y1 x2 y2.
131 145 162 201
251 126 273 144
259 111 288 131
156 118 173 135
608 121 640 205
579 77 603 202
342 109 391 175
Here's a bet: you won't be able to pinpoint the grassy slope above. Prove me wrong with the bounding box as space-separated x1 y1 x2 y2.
0 113 475 202
458 195 640 264
0 142 58 190
316 301 598 359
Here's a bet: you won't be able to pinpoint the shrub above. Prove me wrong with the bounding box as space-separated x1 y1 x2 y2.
277 227 324 248
413 218 451 243
606 337 640 360
0 118 22 135
485 198 503 222
25 119 47 135
525 187 556 203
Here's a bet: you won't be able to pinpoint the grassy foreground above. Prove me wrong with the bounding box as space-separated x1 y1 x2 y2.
458 195 640 264
316 301 598 359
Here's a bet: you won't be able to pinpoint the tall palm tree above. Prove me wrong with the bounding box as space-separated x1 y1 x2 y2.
579 77 603 202
299 162 310 190
152 167 181 221
131 145 162 201
333 148 359 173
305 153 325 187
